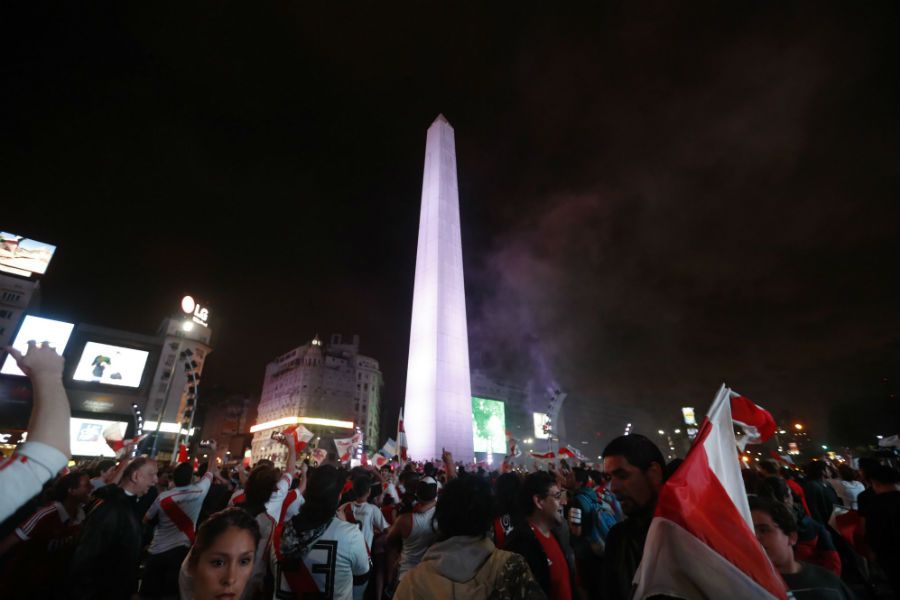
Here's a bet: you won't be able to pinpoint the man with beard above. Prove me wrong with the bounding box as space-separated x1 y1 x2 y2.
600 434 665 600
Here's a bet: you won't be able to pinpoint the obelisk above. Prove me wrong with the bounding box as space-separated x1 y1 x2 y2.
403 114 474 463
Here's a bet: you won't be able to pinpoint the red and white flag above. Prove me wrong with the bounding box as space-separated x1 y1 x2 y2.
281 424 314 454
372 453 390 469
334 437 354 463
730 391 777 450
559 445 587 461
633 384 788 599
310 448 328 464
530 451 555 460
397 408 408 461
103 423 147 458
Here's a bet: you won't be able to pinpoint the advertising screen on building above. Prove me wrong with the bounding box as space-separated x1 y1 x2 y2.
472 397 506 453
72 342 150 388
682 406 697 426
533 412 551 440
1 316 75 376
71 417 128 457
0 232 56 277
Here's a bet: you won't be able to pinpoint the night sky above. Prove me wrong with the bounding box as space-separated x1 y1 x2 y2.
3 3 898 449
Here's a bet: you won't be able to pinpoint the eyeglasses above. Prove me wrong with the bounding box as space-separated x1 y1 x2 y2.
544 490 563 500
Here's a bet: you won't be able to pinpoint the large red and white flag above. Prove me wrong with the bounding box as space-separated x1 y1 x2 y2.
730 391 777 450
633 384 788 599
530 451 555 460
281 424 314 454
397 408 408 461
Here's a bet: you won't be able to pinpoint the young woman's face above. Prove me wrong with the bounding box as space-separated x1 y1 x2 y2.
190 527 256 600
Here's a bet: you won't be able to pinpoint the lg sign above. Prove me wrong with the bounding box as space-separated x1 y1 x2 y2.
181 296 209 327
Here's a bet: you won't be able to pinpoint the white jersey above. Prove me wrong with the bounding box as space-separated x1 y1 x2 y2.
338 501 389 550
145 472 212 554
274 518 369 600
0 442 68 524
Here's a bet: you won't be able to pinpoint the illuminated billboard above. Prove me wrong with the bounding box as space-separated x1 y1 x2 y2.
0 232 56 278
1 316 75 376
72 342 150 388
472 397 506 453
682 407 697 426
533 412 551 440
71 417 129 457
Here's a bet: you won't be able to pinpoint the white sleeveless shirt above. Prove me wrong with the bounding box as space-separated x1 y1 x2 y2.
397 505 436 578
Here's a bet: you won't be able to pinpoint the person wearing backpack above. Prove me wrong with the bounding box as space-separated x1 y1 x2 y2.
395 475 546 600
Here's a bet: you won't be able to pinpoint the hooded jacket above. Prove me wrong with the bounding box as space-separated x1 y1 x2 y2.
394 535 546 600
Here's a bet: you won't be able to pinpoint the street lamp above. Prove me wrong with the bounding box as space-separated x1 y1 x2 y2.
794 423 803 431
658 430 665 435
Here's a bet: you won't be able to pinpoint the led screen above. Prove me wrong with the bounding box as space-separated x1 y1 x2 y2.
72 342 150 388
533 412 551 440
1 316 75 376
70 417 128 457
0 232 56 277
471 397 506 453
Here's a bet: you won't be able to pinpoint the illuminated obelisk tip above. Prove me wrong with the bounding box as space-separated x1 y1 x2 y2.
403 114 474 463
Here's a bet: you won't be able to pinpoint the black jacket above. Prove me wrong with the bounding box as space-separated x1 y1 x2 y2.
504 519 577 597
68 485 144 599
601 507 652 600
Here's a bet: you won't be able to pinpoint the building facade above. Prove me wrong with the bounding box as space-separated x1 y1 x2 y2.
0 273 40 350
250 334 382 464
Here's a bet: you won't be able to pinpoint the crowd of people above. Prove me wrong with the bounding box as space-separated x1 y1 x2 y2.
1 344 899 600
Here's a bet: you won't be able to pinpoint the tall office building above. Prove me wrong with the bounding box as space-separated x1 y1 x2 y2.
250 334 382 464
404 115 475 462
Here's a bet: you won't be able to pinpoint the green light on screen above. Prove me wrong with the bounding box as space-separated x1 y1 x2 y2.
472 397 506 453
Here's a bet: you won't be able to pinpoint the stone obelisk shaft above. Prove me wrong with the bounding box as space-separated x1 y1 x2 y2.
403 115 474 463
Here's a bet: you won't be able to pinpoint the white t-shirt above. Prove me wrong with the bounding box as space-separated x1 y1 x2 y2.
338 501 389 550
274 518 370 600
146 472 212 554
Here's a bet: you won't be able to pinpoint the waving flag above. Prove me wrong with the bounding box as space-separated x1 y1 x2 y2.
102 423 147 458
559 445 587 461
334 437 355 463
397 408 408 461
310 448 328 464
633 384 787 599
281 424 314 453
730 392 777 450
380 438 398 458
372 453 390 468
530 451 555 460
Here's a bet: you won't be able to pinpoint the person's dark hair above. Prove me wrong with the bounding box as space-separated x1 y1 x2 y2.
415 479 438 502
121 457 154 484
602 434 665 471
805 461 827 480
294 465 346 529
663 458 684 481
433 475 493 541
758 475 791 504
423 462 436 477
758 459 779 476
519 471 556 517
868 464 900 485
742 468 761 495
493 472 521 518
573 467 589 485
243 465 280 512
837 465 858 482
188 507 261 568
352 475 371 498
173 462 194 487
197 462 209 478
749 495 797 535
94 459 116 477
255 459 274 469
51 471 88 502
857 457 879 478
589 469 605 487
